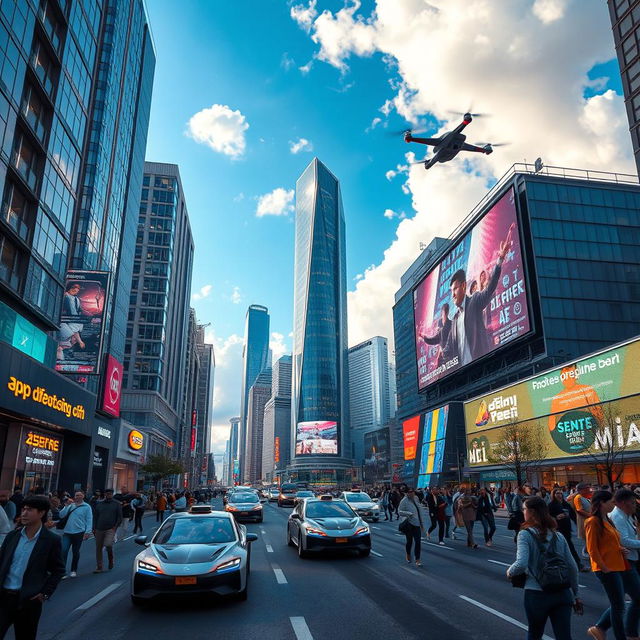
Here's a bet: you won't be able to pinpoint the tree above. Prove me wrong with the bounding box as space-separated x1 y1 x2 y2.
140 455 184 484
488 422 549 487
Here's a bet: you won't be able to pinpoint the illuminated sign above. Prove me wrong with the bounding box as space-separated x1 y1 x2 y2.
25 430 60 452
101 355 122 417
19 427 62 472
191 410 197 427
190 427 196 451
128 430 144 450
7 376 86 420
402 415 420 461
97 426 111 439
417 406 449 488
295 421 338 455
274 436 280 463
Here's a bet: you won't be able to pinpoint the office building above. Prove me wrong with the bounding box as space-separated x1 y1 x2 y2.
222 440 229 485
393 163 640 486
290 158 351 483
607 0 640 175
0 0 155 494
262 355 292 482
227 416 240 485
122 162 194 459
245 368 271 484
238 304 270 481
195 323 215 485
180 307 199 481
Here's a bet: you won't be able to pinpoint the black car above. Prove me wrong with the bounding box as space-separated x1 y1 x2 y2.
278 483 298 507
225 491 264 522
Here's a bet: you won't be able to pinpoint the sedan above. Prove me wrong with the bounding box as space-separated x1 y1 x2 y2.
267 488 280 502
225 491 264 522
339 491 381 522
287 496 371 558
131 506 257 604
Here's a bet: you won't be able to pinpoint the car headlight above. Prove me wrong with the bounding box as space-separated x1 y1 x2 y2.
226 505 237 511
137 559 162 574
214 557 241 574
252 504 263 510
305 526 327 537
354 526 370 536
372 505 379 511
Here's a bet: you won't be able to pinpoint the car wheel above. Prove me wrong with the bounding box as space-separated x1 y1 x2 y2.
358 549 371 558
297 533 308 558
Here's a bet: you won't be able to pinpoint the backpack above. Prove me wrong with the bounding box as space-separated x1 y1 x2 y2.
525 529 571 593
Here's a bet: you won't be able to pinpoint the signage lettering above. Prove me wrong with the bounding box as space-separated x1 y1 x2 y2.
25 431 60 452
97 426 111 439
129 430 144 450
7 376 86 420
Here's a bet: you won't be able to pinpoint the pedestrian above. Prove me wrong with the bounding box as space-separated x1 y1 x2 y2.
380 488 390 521
9 488 23 519
435 490 448 544
156 493 167 523
398 488 425 567
457 491 479 549
443 488 454 540
0 495 65 639
508 484 530 542
390 488 401 520
452 486 463 540
477 487 497 546
0 492 15 525
587 489 640 640
174 493 187 513
548 489 585 572
506 496 580 640
424 488 438 541
89 489 102 514
572 482 592 561
93 489 122 573
58 491 92 579
131 493 146 534
0 504 10 546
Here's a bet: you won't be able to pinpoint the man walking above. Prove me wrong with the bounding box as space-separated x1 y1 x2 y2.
93 489 122 573
0 495 64 639
0 492 15 525
131 493 146 534
572 482 592 560
58 491 92 578
155 493 167 523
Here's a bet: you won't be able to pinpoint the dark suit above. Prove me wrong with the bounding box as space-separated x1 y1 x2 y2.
422 318 453 364
447 261 502 362
0 527 64 640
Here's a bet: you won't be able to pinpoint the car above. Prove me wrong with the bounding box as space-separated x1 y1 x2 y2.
226 491 264 522
267 488 280 502
294 490 315 502
339 490 380 522
130 505 257 604
287 495 371 558
278 483 298 507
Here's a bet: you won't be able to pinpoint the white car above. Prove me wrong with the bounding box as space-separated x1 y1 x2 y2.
339 491 380 522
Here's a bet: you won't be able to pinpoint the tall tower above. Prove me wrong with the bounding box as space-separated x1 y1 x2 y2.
239 305 270 481
290 159 351 481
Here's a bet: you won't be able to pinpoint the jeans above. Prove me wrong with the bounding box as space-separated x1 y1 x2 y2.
0 590 42 640
479 512 496 542
404 523 421 560
133 509 144 533
428 513 437 535
464 520 476 546
61 532 84 572
595 567 640 640
156 510 165 523
523 588 574 640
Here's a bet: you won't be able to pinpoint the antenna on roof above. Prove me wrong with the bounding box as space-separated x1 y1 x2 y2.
534 157 544 173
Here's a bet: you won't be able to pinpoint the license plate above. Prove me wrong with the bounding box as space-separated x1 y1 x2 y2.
335 537 348 543
240 512 248 516
175 577 196 585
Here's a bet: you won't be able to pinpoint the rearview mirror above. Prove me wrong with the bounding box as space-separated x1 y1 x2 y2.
134 535 148 546
290 513 301 520
246 533 258 542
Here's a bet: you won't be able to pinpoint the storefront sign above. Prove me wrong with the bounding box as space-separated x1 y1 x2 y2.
190 427 196 451
101 355 122 417
93 448 104 468
20 427 62 471
274 436 280 463
97 426 111 439
129 430 144 450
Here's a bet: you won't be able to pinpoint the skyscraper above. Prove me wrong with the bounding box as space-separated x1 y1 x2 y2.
122 162 194 458
245 368 272 484
262 355 292 483
195 323 215 485
290 158 351 483
228 416 240 485
238 304 270 481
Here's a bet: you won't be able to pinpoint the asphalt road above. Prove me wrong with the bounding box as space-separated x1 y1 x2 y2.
18 499 613 640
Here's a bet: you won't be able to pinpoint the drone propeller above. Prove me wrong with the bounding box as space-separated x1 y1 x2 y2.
449 110 489 118
384 127 428 137
474 141 511 147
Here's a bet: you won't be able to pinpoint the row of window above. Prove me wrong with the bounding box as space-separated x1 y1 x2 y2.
540 296 638 323
527 181 640 210
531 217 640 245
32 207 67 278
535 237 638 264
545 317 637 343
536 257 639 283
538 275 640 303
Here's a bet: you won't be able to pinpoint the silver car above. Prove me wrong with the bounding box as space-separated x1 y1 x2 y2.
339 491 381 522
131 506 257 604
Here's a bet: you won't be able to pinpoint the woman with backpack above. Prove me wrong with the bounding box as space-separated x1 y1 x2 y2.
507 496 580 640
131 492 147 534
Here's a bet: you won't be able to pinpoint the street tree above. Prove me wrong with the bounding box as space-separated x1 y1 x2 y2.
140 455 184 485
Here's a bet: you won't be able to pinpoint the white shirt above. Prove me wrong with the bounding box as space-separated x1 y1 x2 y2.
610 506 640 562
455 302 472 365
4 526 42 589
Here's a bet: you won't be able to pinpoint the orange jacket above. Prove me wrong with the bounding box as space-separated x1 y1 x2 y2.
585 516 627 573
156 495 167 511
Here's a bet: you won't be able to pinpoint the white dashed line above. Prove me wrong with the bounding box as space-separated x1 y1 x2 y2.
425 542 454 550
273 565 288 584
372 526 381 530
265 544 274 553
123 535 134 541
75 582 123 611
290 616 314 640
370 550 383 557
459 595 553 640
487 559 511 567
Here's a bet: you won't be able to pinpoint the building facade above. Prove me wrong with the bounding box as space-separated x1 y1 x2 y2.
290 158 351 484
0 0 154 494
262 355 292 483
245 368 271 484
194 323 214 485
238 304 269 482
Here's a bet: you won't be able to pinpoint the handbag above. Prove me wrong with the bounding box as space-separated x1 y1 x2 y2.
507 511 524 531
56 504 77 530
398 517 411 534
508 572 527 589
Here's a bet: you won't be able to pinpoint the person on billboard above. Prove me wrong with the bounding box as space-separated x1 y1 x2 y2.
548 364 604 431
420 304 453 366
479 269 490 329
56 322 86 361
446 224 514 365
62 282 83 316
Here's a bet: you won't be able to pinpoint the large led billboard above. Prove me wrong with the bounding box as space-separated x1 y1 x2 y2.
364 427 390 481
414 187 531 390
417 405 449 488
401 414 420 479
295 420 338 455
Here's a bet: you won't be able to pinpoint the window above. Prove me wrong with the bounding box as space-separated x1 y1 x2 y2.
31 40 57 96
39 1 64 53
0 233 22 290
21 85 48 143
32 208 68 277
1 182 31 241
48 117 81 191
25 259 62 321
12 134 40 191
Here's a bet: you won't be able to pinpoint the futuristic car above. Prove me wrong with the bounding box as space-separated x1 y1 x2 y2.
225 490 263 522
131 505 257 604
287 495 371 558
339 490 381 522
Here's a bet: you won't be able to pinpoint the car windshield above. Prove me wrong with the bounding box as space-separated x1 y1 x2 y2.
154 517 236 545
306 502 354 519
230 493 258 503
346 494 371 503
297 491 314 497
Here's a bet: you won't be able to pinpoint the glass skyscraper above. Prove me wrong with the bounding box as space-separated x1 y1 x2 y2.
238 304 270 481
290 158 351 479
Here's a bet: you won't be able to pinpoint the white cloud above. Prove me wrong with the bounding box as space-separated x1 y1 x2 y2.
299 60 314 75
291 0 317 32
186 104 249 158
292 0 634 348
281 52 296 71
366 116 382 132
256 187 295 217
233 192 245 202
383 208 406 220
231 286 242 304
270 332 289 362
191 284 213 301
289 137 314 154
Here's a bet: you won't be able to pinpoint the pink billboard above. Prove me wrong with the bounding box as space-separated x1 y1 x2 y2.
413 187 531 390
101 354 122 417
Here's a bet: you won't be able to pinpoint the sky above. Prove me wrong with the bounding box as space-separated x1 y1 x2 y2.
143 0 631 465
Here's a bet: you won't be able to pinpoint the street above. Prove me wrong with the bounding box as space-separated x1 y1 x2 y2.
23 499 608 640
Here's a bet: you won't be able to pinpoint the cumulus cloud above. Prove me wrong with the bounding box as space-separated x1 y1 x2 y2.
291 0 634 348
191 284 212 301
231 286 242 304
281 52 296 71
270 332 289 362
383 208 406 220
256 187 295 217
186 104 249 158
289 137 314 154
290 0 317 32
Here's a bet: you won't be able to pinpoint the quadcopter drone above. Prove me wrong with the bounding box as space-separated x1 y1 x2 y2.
403 112 506 170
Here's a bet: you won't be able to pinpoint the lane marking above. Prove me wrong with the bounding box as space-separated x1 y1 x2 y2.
425 542 454 550
273 565 288 584
370 550 383 557
75 582 123 611
265 544 274 553
487 560 510 567
260 529 266 534
123 535 134 541
290 616 314 640
372 526 381 530
459 595 553 640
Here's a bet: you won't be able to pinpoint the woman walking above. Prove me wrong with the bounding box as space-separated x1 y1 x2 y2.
398 488 425 567
548 489 584 572
586 490 640 640
507 496 580 640
443 488 454 540
477 487 497 547
380 488 391 521
457 490 479 549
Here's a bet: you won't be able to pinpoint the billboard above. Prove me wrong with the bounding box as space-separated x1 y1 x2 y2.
56 270 110 374
101 355 122 417
417 405 449 488
465 338 640 466
414 187 531 390
402 414 421 480
295 420 338 455
364 428 390 481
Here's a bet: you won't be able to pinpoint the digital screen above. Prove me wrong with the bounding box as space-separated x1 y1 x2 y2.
402 415 420 461
295 420 338 455
364 428 390 481
414 187 531 390
417 406 449 488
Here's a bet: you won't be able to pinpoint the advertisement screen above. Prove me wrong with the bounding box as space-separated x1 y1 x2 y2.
101 355 122 417
295 420 338 455
418 405 449 487
402 415 420 461
465 338 640 466
364 428 390 481
56 271 110 374
414 187 531 390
